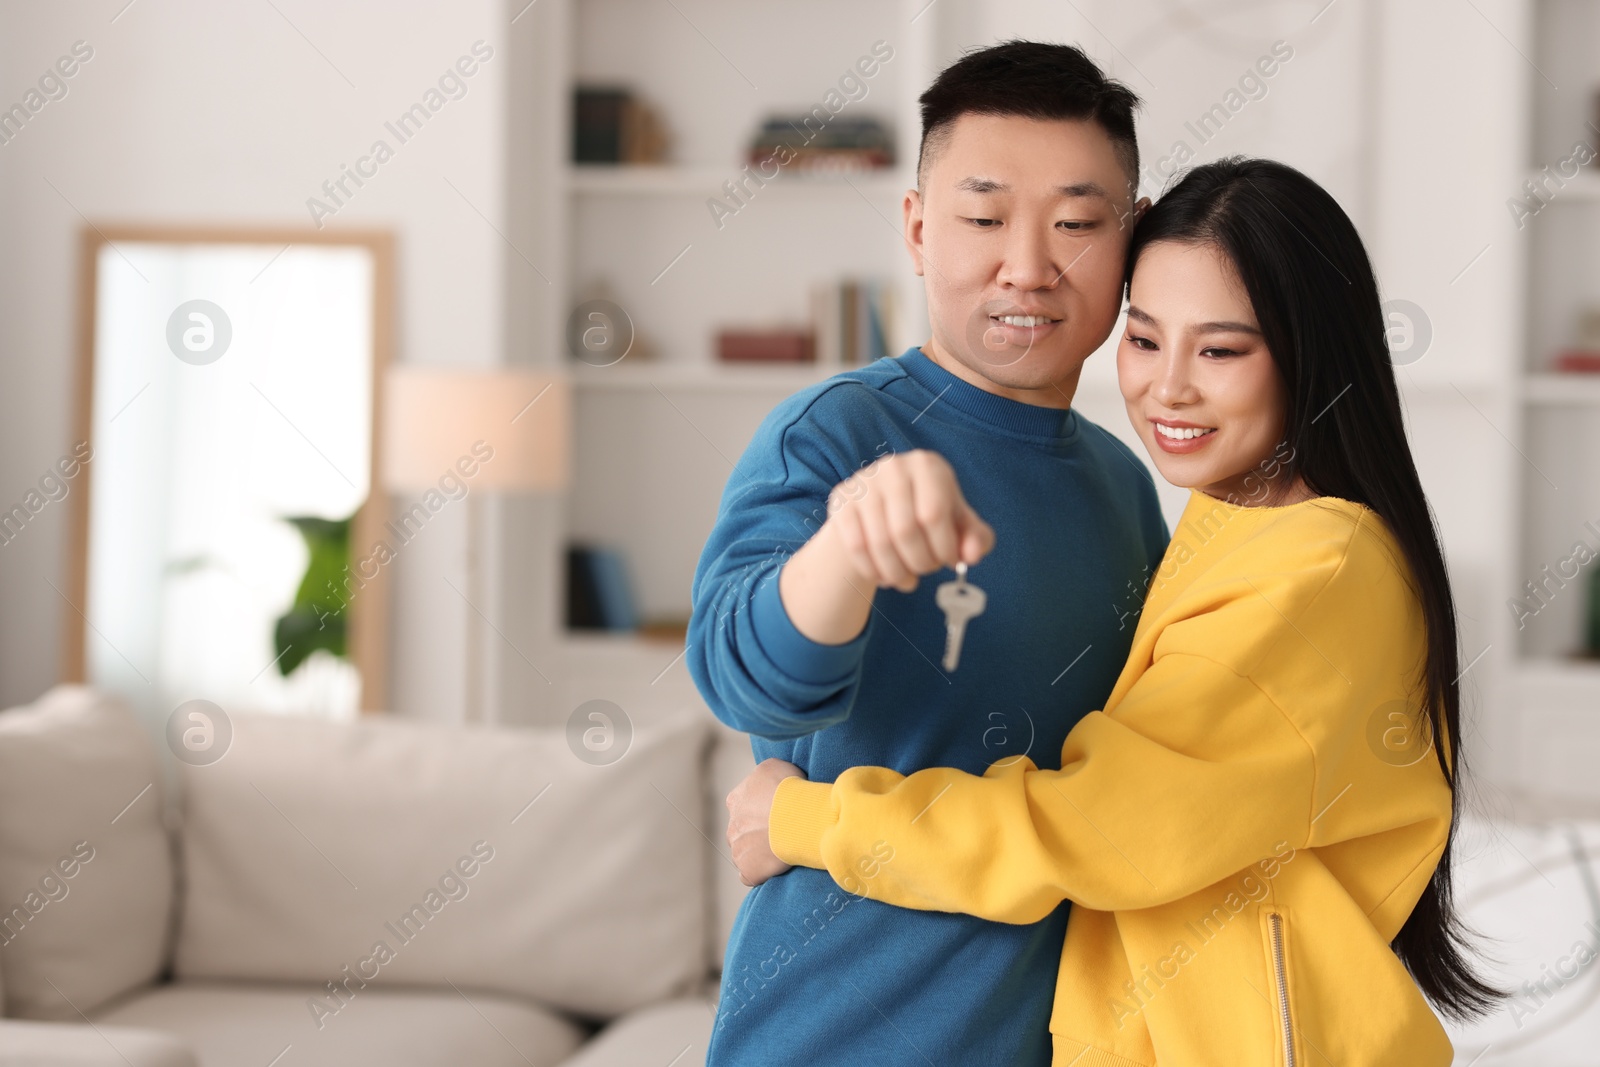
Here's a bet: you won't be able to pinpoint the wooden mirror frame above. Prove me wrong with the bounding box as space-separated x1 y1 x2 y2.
60 225 396 714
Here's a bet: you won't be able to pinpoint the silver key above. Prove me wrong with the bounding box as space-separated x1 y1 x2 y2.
936 562 987 672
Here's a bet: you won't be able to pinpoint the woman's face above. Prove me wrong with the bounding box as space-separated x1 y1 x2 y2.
1117 240 1298 504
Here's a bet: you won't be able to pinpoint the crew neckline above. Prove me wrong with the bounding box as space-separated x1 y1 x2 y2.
893 346 1081 444
1189 486 1364 515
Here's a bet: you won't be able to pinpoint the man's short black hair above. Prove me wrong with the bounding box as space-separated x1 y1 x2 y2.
917 40 1142 193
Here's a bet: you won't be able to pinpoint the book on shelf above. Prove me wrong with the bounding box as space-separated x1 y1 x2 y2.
746 115 895 174
811 277 893 367
566 544 639 631
1588 566 1600 657
573 86 669 165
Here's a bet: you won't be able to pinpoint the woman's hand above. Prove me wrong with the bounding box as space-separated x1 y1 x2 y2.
726 757 807 887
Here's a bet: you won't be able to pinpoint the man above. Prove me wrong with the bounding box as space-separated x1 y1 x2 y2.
687 39 1167 1066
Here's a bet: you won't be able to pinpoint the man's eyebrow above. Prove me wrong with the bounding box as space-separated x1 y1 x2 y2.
1125 306 1262 335
955 177 1111 199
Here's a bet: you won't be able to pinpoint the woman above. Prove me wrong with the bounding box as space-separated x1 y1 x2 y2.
725 157 1501 1065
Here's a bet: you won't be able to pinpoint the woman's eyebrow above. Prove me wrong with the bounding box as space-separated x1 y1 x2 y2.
1125 306 1261 336
1126 305 1157 326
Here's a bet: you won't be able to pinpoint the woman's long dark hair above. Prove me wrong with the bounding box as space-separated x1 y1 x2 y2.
1126 157 1502 1020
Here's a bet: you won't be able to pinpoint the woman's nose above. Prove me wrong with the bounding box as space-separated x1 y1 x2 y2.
1152 353 1194 406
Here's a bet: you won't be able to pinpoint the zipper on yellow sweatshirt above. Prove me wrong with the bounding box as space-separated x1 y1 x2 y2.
1266 910 1297 1067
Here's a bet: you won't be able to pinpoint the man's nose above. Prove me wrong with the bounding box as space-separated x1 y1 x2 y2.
996 225 1067 292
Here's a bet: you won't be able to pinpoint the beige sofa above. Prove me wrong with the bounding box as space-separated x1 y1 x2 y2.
14 687 1596 1067
0 686 755 1067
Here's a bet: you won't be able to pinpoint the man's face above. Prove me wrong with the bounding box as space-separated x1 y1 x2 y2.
904 112 1142 404
908 111 1145 404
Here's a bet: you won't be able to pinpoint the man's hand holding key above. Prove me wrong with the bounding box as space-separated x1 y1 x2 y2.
820 449 994 593
774 448 994 664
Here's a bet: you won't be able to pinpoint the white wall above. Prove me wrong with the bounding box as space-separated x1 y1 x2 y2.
0 0 507 721
1368 0 1530 794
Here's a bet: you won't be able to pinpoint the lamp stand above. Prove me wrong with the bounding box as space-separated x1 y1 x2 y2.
465 493 482 726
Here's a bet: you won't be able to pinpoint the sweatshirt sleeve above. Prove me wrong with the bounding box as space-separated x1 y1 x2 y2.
684 385 883 740
769 649 1315 920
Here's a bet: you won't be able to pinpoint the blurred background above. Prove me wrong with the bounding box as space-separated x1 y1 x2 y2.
0 1 1596 1065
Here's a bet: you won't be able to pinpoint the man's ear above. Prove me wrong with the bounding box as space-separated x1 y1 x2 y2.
903 188 926 278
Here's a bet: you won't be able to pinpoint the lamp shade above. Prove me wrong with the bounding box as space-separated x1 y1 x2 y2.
382 367 570 493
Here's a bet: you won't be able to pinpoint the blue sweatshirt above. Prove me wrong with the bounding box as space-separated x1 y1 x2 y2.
687 346 1171 1067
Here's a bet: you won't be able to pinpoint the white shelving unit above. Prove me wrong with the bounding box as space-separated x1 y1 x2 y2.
1504 1 1600 766
1524 371 1600 405
516 0 937 692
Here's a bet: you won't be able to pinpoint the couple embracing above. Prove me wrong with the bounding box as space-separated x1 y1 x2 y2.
688 39 1500 1067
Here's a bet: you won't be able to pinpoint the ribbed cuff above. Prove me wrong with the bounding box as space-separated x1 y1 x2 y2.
768 777 837 869
1049 1037 1155 1067
749 573 868 686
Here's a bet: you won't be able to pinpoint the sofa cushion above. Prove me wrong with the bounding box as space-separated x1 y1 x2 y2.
0 1017 196 1067
0 685 173 1020
173 709 711 1019
93 981 587 1067
556 996 716 1067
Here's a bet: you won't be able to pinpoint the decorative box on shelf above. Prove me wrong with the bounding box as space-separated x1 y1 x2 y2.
716 329 814 364
1554 350 1600 374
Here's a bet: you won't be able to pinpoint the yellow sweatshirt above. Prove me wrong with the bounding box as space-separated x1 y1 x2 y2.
769 488 1456 1067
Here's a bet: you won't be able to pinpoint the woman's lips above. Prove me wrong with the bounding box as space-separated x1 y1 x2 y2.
1151 420 1217 454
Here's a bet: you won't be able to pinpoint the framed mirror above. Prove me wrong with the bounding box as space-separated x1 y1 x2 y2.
61 226 394 721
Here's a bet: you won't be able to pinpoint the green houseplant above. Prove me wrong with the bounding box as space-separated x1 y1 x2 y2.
273 515 352 676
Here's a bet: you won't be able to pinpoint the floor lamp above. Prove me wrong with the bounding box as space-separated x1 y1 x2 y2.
382 368 571 725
